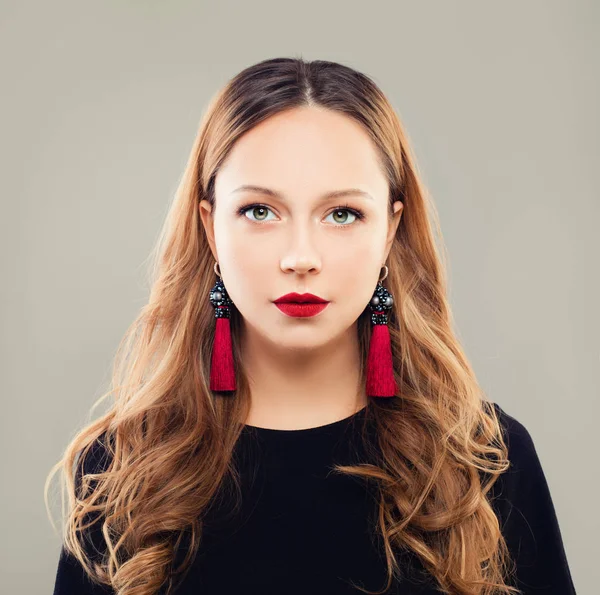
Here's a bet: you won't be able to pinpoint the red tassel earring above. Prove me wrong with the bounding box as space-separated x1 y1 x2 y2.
209 261 236 392
366 264 397 398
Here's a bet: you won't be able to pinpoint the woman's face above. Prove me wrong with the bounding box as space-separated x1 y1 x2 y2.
200 106 403 353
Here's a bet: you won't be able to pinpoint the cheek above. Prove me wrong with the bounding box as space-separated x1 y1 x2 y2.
327 233 382 280
332 242 378 271
325 240 383 315
213 222 272 308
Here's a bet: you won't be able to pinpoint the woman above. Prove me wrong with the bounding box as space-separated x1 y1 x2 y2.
46 57 576 595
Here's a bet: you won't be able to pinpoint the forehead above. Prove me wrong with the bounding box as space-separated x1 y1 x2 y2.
215 107 388 200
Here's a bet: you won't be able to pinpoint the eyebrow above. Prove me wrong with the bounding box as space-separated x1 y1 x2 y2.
231 185 374 202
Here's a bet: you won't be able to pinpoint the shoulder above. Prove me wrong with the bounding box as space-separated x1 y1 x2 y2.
485 400 544 479
486 400 558 535
484 401 550 518
484 407 576 591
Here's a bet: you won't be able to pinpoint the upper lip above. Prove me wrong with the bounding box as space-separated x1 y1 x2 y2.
274 292 329 304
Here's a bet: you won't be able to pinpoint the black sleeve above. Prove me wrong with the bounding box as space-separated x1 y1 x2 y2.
490 402 577 594
52 433 115 595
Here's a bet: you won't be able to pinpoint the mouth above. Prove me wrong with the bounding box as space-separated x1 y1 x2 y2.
274 302 329 318
273 292 329 304
273 293 330 318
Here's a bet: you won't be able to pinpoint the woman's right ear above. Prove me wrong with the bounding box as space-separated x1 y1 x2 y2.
198 200 217 261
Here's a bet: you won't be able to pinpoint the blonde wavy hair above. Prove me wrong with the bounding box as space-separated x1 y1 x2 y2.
45 57 519 595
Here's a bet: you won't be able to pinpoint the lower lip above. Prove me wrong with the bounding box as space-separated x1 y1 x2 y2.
274 302 330 317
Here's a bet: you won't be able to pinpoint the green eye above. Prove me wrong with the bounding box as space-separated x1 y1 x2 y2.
237 203 365 226
325 209 358 225
242 205 274 222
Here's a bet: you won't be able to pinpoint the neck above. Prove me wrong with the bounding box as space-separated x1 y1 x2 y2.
239 323 367 430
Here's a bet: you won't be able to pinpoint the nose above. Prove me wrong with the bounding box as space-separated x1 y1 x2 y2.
279 223 322 275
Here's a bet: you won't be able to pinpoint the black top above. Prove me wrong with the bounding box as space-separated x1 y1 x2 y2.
52 402 576 594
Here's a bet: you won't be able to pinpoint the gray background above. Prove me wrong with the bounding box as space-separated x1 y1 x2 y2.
1 1 597 593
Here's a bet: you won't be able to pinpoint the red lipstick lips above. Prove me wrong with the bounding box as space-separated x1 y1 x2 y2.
273 292 330 318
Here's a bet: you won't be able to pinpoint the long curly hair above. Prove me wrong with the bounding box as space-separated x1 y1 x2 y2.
45 57 519 595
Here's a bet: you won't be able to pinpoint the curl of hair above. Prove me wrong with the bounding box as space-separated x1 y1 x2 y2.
45 57 520 595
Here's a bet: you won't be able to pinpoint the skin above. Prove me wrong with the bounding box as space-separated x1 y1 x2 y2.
199 106 403 430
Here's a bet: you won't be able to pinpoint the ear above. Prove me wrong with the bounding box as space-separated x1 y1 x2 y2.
199 200 218 261
384 200 403 259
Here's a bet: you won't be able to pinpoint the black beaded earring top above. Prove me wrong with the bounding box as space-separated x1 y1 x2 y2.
368 282 394 325
209 278 233 319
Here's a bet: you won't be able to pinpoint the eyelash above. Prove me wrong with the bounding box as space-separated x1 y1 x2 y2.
236 202 365 227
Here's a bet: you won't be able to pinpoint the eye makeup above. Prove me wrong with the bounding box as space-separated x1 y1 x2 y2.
236 202 366 228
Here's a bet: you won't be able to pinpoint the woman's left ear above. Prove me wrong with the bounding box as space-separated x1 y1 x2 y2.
385 200 403 255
